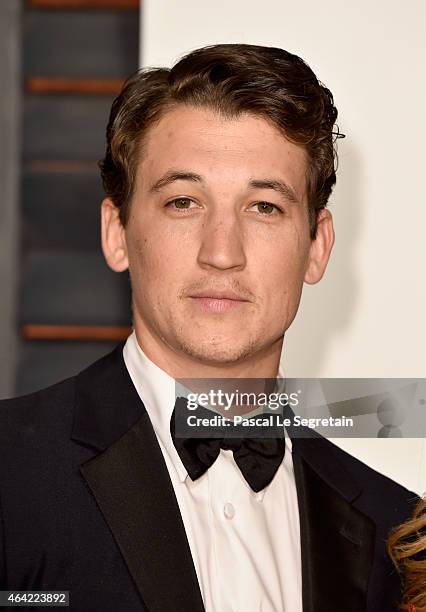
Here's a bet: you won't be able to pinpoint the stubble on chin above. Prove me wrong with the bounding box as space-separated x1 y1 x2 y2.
162 308 261 366
173 334 260 366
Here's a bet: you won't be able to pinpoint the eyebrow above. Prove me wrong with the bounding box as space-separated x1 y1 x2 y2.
149 171 204 193
247 179 299 204
149 170 299 204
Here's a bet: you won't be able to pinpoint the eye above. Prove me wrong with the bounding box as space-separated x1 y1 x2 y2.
166 197 198 211
249 202 283 215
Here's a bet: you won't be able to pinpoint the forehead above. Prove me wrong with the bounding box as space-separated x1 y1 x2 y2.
138 105 307 195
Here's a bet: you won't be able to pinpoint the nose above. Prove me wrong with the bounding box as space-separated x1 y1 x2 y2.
196 210 246 272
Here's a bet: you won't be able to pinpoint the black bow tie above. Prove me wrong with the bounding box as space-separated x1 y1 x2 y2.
170 397 286 492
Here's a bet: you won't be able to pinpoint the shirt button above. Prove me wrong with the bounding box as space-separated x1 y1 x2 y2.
223 502 235 519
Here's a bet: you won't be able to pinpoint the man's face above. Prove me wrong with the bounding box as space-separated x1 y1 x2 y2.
103 105 333 368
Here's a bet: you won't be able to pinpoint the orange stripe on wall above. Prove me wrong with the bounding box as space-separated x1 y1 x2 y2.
26 77 125 95
22 325 132 341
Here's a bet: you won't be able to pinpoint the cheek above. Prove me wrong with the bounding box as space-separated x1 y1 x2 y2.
128 235 150 276
128 228 190 293
265 222 310 270
257 227 309 305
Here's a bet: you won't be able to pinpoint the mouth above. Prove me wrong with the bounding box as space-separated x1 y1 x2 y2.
188 291 251 314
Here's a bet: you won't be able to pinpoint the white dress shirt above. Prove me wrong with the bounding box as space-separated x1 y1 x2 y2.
123 331 302 612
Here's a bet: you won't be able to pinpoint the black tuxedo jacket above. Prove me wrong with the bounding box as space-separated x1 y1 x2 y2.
0 344 418 611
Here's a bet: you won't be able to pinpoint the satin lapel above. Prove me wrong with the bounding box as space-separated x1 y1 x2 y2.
80 412 205 612
292 437 375 612
72 344 205 612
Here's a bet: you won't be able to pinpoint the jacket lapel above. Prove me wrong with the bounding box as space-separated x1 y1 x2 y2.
291 435 375 612
71 344 205 612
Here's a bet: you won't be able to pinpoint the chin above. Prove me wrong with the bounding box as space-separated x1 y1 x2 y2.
174 334 260 366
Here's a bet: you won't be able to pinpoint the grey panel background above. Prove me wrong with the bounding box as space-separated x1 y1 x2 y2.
22 168 104 251
23 95 113 160
20 252 131 326
16 340 122 396
0 1 20 399
23 10 139 79
16 3 139 397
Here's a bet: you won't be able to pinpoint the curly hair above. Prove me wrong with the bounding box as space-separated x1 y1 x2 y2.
99 43 341 239
388 497 426 611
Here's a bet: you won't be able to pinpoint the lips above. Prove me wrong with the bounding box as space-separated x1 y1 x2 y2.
188 290 251 313
190 291 248 302
189 290 250 301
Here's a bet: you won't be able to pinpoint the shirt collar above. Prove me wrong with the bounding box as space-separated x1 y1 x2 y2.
123 331 188 483
122 330 293 487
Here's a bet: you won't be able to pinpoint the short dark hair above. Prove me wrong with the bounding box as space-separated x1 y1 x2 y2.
99 43 341 238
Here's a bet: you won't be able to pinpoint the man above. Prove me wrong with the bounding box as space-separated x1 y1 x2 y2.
0 44 417 611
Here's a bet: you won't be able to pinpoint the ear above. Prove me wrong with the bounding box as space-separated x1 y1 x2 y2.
304 209 335 284
101 198 129 272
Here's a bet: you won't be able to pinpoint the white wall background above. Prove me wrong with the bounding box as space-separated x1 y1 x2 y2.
140 0 426 494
